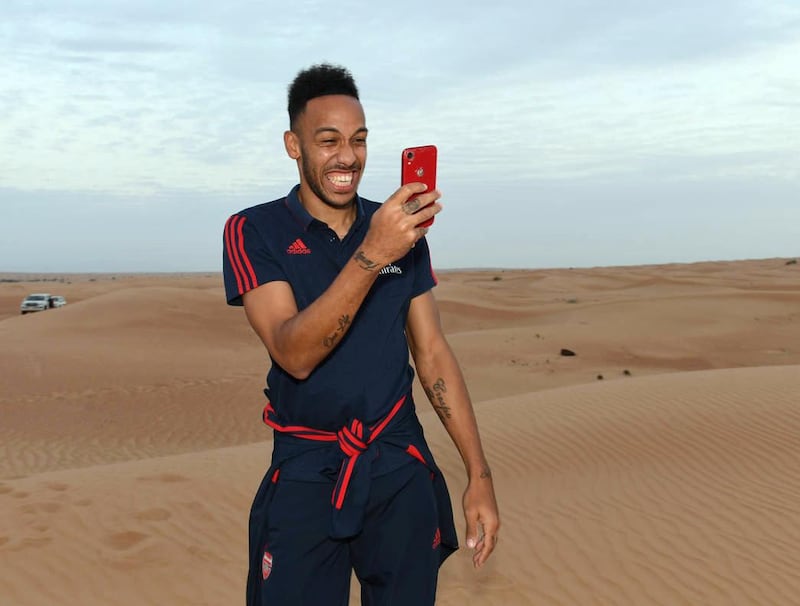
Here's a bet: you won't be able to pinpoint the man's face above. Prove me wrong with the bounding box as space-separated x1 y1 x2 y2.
288 95 367 210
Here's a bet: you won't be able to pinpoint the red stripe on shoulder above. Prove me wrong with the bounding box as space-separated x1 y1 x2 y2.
234 216 259 291
224 216 245 295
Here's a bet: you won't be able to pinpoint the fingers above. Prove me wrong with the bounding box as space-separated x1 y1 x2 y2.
465 514 480 552
472 532 487 567
393 181 429 203
410 226 429 249
401 197 423 215
465 504 500 568
363 185 440 263
411 202 441 229
391 183 441 210
472 519 499 568
384 183 441 231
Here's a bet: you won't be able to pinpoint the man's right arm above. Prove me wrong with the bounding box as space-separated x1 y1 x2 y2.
242 183 441 380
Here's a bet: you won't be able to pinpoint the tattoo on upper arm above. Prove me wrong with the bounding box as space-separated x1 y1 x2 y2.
353 250 378 271
323 314 351 348
425 377 452 423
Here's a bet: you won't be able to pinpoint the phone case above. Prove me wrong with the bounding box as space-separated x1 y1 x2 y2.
401 145 437 227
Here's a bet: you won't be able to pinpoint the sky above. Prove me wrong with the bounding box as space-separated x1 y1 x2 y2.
1 0 799 272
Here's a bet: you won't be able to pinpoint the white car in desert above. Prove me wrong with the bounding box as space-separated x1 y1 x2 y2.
19 293 66 314
20 293 51 314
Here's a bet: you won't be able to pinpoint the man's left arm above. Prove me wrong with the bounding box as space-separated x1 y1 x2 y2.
406 290 500 568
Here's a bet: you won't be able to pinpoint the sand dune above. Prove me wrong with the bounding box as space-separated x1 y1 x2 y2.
2 258 799 605
435 365 800 605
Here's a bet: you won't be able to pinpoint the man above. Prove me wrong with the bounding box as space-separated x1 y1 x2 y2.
223 63 499 605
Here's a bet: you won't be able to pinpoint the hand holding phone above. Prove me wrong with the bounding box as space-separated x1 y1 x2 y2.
401 145 437 228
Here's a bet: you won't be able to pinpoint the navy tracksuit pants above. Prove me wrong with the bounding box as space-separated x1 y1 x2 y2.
249 460 447 605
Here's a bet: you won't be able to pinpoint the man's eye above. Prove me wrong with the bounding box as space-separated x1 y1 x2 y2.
320 139 336 145
354 138 367 145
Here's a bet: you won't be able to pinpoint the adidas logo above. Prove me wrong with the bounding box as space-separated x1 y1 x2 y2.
287 238 311 255
379 264 402 276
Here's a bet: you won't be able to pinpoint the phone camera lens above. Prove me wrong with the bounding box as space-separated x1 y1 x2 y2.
406 151 414 160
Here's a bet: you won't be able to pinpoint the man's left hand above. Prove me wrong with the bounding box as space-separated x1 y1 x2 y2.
463 475 500 568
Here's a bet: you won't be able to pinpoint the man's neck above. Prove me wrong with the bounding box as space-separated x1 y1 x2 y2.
298 187 358 237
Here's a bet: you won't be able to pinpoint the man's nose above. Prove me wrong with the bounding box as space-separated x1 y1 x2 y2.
336 142 357 165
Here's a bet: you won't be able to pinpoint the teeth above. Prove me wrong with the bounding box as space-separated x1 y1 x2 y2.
329 173 353 185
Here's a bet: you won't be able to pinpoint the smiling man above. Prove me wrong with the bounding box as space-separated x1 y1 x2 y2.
223 63 499 606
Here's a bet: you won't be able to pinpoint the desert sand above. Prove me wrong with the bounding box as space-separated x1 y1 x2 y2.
1 258 799 605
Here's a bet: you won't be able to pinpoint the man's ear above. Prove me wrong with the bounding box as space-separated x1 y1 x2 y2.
284 130 300 160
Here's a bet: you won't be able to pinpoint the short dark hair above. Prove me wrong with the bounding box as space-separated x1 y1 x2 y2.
287 63 360 129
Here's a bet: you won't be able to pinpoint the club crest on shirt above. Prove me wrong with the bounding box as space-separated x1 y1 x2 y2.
262 549 273 580
379 263 403 276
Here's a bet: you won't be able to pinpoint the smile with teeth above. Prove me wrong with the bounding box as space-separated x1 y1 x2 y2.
327 172 354 186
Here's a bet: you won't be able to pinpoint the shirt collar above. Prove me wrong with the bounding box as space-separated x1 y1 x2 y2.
285 184 367 234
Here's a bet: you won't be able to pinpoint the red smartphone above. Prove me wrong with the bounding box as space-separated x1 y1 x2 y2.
401 145 437 227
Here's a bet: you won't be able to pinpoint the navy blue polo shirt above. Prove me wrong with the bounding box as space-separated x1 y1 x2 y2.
223 185 437 431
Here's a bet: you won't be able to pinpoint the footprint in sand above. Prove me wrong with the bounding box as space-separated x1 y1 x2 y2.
0 536 9 547
6 537 53 552
107 531 148 551
134 508 172 522
19 502 61 515
0 484 13 495
136 473 189 483
45 482 69 492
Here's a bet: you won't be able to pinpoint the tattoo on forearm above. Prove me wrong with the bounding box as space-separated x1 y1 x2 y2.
322 314 351 348
425 377 452 422
480 467 492 479
353 250 378 271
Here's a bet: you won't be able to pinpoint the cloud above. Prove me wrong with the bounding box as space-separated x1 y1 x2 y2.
54 37 180 54
1 0 798 270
